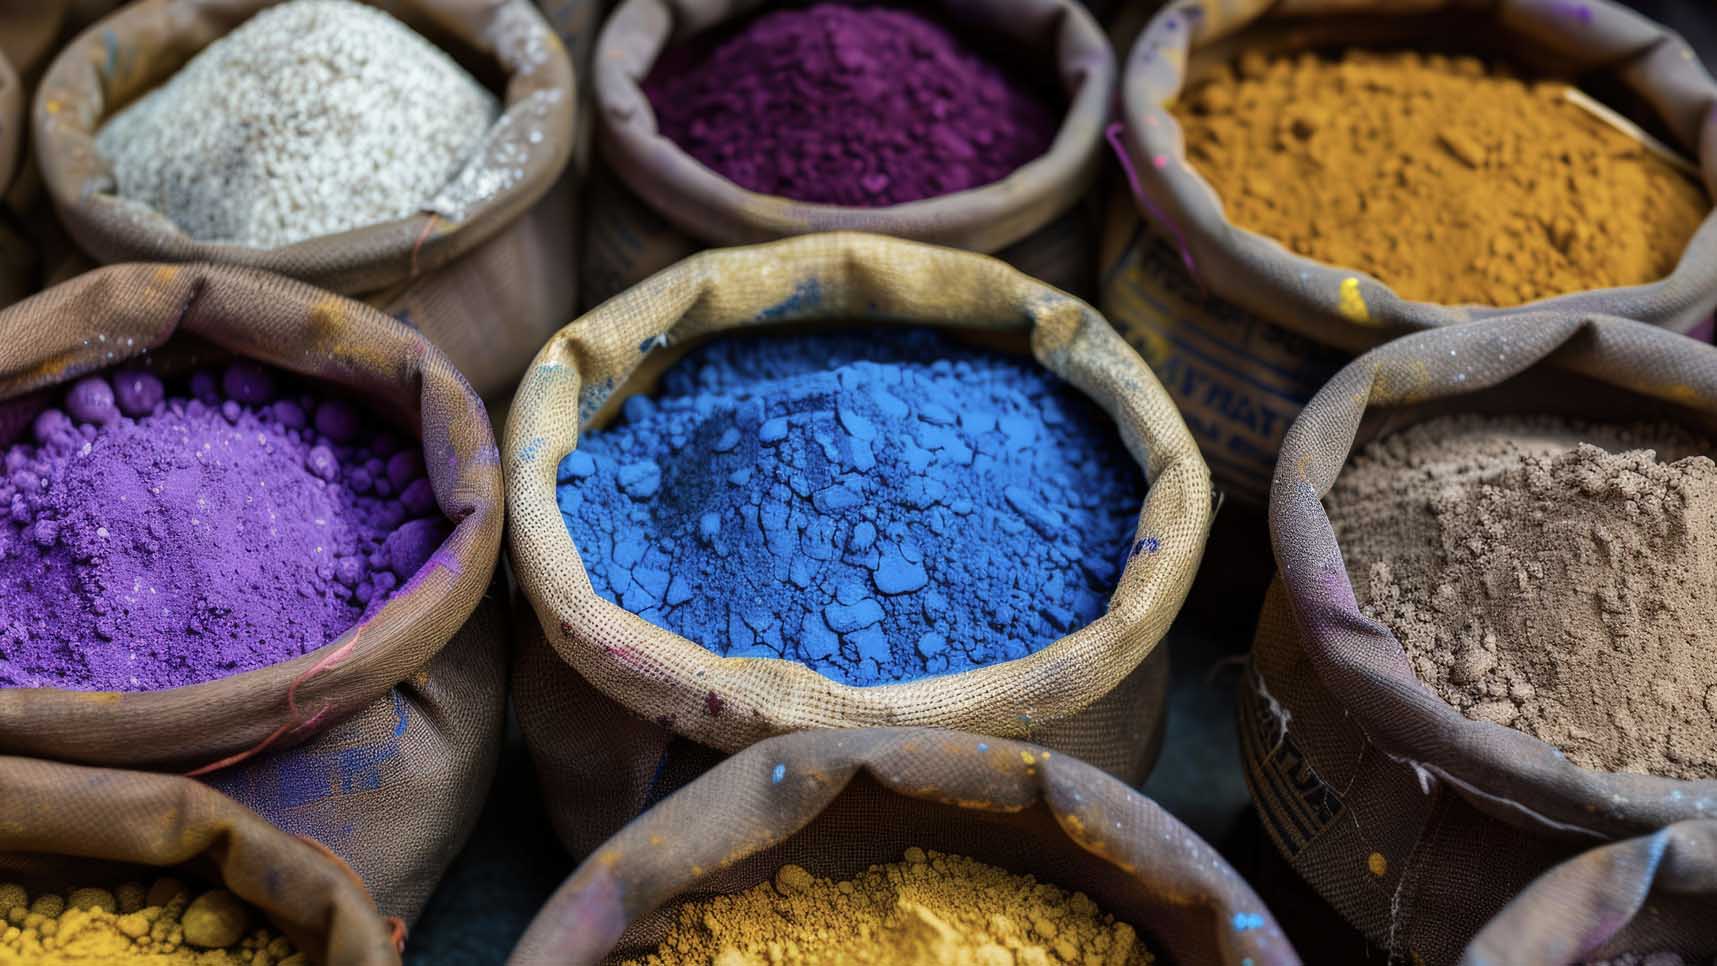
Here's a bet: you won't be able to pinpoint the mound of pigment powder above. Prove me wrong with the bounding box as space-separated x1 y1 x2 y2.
620 849 1152 966
0 364 450 692
1176 51 1710 306
642 4 1059 206
96 0 499 247
0 878 298 963
1326 414 1717 780
556 328 1144 686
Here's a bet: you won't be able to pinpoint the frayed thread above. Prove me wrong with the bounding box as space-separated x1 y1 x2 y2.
1374 746 1607 840
1252 665 1292 760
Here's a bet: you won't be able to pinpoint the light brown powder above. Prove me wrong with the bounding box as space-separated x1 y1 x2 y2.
1326 414 1717 780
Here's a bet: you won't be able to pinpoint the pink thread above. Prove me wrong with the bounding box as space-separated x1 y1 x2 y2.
1105 121 1204 292
182 626 367 777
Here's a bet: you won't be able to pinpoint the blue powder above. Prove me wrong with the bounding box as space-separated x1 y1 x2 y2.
556 328 1145 686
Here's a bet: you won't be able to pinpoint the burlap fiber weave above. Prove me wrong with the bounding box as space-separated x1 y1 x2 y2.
506 232 1210 857
1249 311 1717 964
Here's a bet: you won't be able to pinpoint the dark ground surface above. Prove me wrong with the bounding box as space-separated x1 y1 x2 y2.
409 3 1717 961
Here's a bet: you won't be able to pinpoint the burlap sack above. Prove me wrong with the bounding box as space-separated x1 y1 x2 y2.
509 727 1298 965
0 264 506 923
535 0 608 174
578 0 1112 308
1245 311 1717 965
0 49 17 197
507 232 1211 857
32 0 577 399
2 756 403 965
1463 820 1717 965
1106 0 1717 504
0 45 30 309
206 593 509 924
0 2 67 82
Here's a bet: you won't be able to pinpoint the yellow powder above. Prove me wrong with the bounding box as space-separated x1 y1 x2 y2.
623 849 1154 966
0 879 301 965
1176 50 1711 306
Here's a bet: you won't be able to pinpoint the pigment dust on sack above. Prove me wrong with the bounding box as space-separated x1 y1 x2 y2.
1175 51 1709 306
0 363 450 692
0 878 301 964
621 849 1152 966
1326 414 1717 780
643 3 1058 206
556 328 1144 686
96 0 498 247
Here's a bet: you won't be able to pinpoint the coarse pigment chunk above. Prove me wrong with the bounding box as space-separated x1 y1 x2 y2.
1176 51 1710 306
643 4 1059 206
0 878 298 964
1326 414 1717 780
556 328 1144 686
0 364 450 692
620 849 1153 966
96 0 499 247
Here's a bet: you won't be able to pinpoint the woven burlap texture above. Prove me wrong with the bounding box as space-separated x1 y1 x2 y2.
1 755 402 965
508 727 1298 965
0 264 508 921
1463 819 1717 965
506 231 1209 847
31 0 578 398
1106 0 1717 503
579 0 1111 305
0 263 503 769
207 592 509 923
1248 311 1717 965
1124 0 1717 342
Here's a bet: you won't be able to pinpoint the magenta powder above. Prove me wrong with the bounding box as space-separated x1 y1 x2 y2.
642 3 1059 206
0 364 449 692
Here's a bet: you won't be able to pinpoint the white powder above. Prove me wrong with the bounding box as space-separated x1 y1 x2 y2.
96 0 500 248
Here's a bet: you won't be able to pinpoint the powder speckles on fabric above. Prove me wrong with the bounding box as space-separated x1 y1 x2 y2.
557 329 1143 686
1326 414 1717 780
0 879 300 964
620 849 1153 966
1176 51 1710 306
0 365 450 692
96 0 500 247
643 4 1059 206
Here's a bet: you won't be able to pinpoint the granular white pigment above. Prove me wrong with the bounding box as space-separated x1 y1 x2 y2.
1326 414 1717 780
96 0 498 247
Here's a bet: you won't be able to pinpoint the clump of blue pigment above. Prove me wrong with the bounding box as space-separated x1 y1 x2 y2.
555 328 1145 686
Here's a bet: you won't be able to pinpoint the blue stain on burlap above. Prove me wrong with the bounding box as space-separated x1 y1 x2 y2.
556 328 1144 685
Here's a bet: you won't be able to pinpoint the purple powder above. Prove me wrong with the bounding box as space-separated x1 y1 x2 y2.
642 4 1059 206
113 371 164 418
0 364 451 692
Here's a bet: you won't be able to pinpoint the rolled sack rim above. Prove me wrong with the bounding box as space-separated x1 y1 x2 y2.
0 263 504 770
1459 817 1717 964
0 754 404 965
1268 310 1717 840
30 0 577 295
1119 0 1717 347
591 0 1114 252
505 232 1212 751
507 727 1296 966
